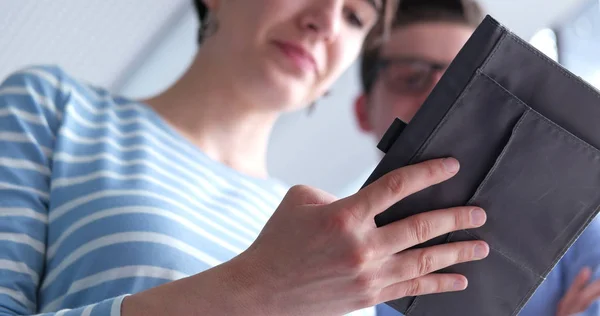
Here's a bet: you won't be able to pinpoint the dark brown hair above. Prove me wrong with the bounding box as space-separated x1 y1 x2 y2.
192 0 398 45
360 0 485 93
193 0 209 43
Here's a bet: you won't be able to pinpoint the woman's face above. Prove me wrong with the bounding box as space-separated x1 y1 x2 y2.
202 0 382 112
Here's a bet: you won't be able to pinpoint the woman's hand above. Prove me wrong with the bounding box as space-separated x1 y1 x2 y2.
238 157 489 316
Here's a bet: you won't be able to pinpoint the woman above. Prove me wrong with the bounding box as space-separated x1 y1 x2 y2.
0 0 489 315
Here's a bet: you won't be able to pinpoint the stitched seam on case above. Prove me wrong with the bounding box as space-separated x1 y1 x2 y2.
535 201 600 294
504 250 547 316
407 33 506 168
511 279 545 316
460 229 543 278
406 229 544 316
401 72 481 315
408 29 507 165
479 71 600 156
405 288 420 315
443 99 519 276
507 33 600 99
503 202 600 316
409 72 482 163
548 202 600 272
417 70 526 251
481 31 508 70
524 110 600 155
477 70 527 107
423 70 600 283
405 73 486 316
456 229 546 316
404 44 509 313
405 29 598 315
466 109 530 205
461 111 549 276
460 76 600 282
463 103 600 277
405 29 599 315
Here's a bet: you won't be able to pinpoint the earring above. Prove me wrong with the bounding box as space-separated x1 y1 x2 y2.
308 102 317 114
307 90 331 115
198 12 220 43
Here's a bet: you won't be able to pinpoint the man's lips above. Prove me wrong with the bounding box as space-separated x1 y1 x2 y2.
273 41 318 74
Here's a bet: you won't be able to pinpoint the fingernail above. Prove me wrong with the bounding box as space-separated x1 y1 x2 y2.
454 279 467 290
470 208 487 226
442 158 460 173
474 243 489 259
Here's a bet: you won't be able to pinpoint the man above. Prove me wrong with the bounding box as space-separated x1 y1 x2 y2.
352 1 600 315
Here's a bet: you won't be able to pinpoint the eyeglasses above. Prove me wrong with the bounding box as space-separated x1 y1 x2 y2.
370 57 450 95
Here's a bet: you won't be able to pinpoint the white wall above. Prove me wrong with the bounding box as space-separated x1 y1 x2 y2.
0 0 187 90
117 3 198 99
116 0 591 197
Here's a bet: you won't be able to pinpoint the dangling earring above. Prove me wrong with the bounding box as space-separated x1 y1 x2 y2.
198 12 220 43
307 90 331 115
308 102 317 114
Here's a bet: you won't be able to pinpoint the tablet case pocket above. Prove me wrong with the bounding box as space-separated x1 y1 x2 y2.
405 104 600 316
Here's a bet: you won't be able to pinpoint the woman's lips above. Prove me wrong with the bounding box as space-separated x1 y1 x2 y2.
273 41 318 75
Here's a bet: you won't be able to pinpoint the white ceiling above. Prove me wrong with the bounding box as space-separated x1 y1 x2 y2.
0 0 593 196
0 0 589 91
0 0 189 90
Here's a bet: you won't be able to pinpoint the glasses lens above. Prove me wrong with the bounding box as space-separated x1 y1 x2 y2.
383 61 433 94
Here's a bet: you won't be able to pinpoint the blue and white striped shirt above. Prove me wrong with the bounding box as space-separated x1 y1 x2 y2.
0 65 288 315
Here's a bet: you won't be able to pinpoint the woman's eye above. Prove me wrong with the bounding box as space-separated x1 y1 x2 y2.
344 8 364 28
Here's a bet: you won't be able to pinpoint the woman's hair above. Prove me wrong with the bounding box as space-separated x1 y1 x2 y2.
193 0 208 22
193 0 209 43
360 0 485 93
192 0 398 45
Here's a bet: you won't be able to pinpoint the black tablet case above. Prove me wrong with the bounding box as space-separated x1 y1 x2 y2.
361 15 600 316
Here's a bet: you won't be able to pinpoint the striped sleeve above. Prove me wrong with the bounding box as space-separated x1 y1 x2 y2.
0 67 127 316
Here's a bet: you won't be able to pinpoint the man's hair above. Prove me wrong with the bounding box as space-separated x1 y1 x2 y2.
360 0 485 94
191 0 398 45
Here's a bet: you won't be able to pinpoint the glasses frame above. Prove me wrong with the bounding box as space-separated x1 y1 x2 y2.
369 56 450 95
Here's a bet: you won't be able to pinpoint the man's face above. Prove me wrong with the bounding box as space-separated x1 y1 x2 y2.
354 22 474 141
